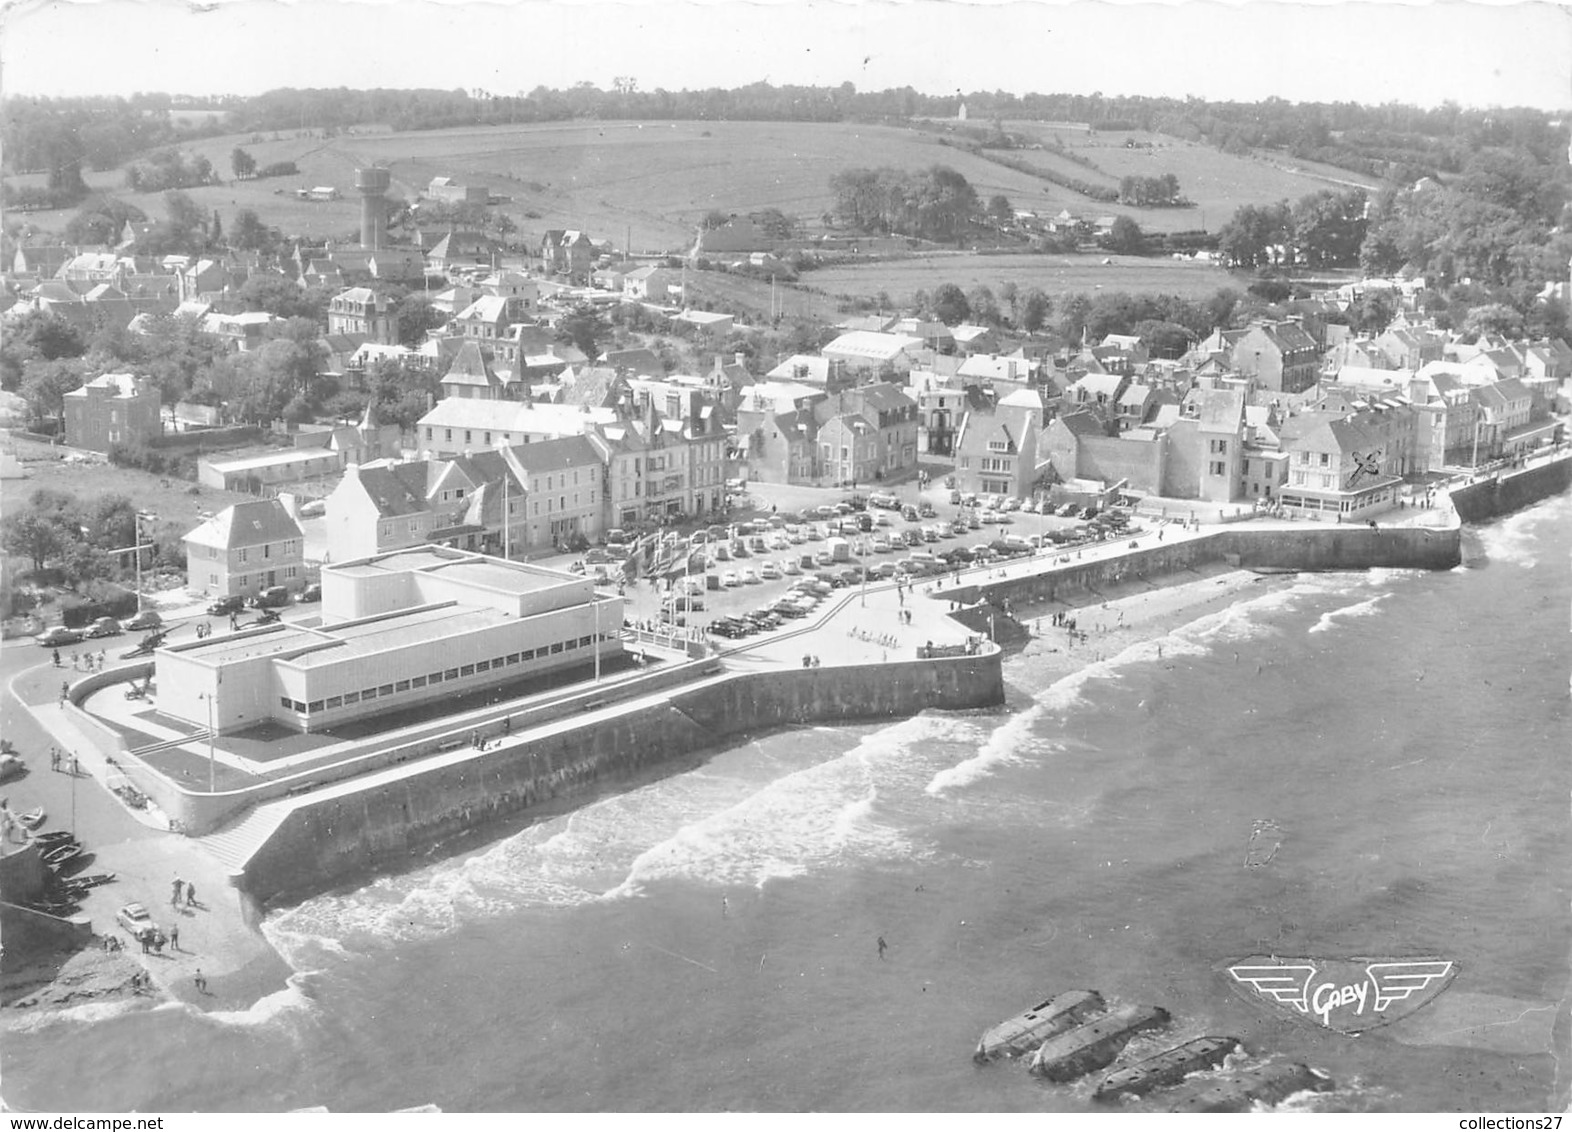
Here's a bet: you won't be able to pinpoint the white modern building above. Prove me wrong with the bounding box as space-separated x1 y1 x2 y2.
154 546 623 734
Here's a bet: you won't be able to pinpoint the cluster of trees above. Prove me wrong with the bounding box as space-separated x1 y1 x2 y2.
1 487 149 584
1117 174 1184 207
828 165 979 241
1215 188 1369 270
228 148 297 181
124 148 221 192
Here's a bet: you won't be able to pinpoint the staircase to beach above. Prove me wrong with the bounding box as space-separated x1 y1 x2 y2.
194 799 295 873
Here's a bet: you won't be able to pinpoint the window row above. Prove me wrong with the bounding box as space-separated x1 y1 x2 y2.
279 634 606 714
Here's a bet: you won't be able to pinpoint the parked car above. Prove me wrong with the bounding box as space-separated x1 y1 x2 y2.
742 568 761 585
251 586 290 609
123 609 164 631
901 505 920 522
37 625 85 647
760 562 782 580
0 753 25 782
781 559 801 575
298 500 327 518
85 616 123 638
207 595 245 616
919 501 936 518
297 582 323 603
722 570 740 587
116 902 155 940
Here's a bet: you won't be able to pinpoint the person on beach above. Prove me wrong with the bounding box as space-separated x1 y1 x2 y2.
194 970 208 994
877 936 887 960
169 925 180 951
187 881 198 907
172 877 184 906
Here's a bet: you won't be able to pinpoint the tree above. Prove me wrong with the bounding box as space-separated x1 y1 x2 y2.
395 293 447 347
20 358 89 429
1020 288 1051 334
988 194 1013 223
1460 302 1524 341
555 303 609 357
236 275 325 321
163 190 207 245
231 209 274 253
85 494 138 553
230 146 257 180
1105 215 1145 255
967 284 1001 326
930 283 970 325
1132 319 1193 359
1 509 66 573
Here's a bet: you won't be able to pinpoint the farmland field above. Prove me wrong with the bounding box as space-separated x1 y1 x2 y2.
1001 123 1381 230
11 117 1372 254
800 251 1245 304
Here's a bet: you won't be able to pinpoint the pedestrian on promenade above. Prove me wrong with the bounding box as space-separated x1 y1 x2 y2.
170 925 180 951
70 754 79 776
52 649 60 668
50 748 59 772
877 936 887 960
172 877 184 907
59 682 69 705
186 882 197 908
194 970 208 994
98 650 106 668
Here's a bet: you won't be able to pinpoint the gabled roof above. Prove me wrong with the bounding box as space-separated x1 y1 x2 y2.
954 404 1036 460
455 294 511 325
822 330 924 362
1053 410 1106 438
350 464 429 517
440 340 503 388
184 498 302 550
601 348 663 377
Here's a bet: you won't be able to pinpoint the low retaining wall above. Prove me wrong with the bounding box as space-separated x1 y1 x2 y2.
240 649 1004 905
1450 455 1572 524
944 523 1460 610
0 902 94 967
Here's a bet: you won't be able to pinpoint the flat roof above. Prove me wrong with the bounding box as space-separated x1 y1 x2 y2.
426 560 561 593
173 625 324 664
327 546 581 597
289 605 506 668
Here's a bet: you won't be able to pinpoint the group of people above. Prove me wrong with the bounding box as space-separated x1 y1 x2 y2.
48 747 78 775
194 622 215 639
170 876 199 909
51 649 109 672
799 655 822 668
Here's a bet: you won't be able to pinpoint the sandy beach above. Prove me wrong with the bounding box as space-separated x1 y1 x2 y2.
1005 562 1268 683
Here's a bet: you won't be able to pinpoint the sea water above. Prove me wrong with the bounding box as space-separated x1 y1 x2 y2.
5 494 1568 1113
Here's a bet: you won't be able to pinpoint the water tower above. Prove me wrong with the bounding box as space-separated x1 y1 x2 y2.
355 167 391 250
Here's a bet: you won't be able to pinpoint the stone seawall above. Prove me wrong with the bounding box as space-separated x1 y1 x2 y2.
945 523 1460 610
1450 455 1572 524
240 650 1004 905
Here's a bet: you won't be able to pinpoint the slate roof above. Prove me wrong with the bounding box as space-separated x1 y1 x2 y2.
185 498 303 550
440 340 503 388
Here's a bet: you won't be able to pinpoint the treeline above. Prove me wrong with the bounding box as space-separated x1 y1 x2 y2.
1216 188 1368 270
8 85 1566 201
1118 174 1184 207
828 165 979 241
940 137 1121 204
124 149 221 192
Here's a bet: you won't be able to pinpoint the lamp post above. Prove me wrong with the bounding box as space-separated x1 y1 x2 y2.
133 512 157 613
201 691 216 793
593 592 601 684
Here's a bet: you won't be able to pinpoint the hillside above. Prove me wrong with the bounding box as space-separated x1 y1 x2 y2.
998 123 1382 230
12 117 1377 254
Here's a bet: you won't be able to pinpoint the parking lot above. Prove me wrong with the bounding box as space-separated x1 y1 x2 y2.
614 486 1141 645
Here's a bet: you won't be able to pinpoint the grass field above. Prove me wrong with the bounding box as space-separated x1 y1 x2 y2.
1002 123 1381 231
801 251 1244 305
2 436 254 554
10 116 1377 257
